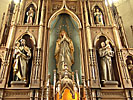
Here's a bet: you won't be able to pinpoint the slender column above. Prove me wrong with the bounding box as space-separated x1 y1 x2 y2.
84 1 92 49
125 90 131 100
6 3 20 49
36 0 41 25
40 0 48 87
106 0 114 25
43 0 48 83
46 75 51 100
37 0 45 48
30 90 34 100
53 70 56 100
75 70 80 100
0 4 10 45
130 90 133 100
119 17 129 48
112 25 123 49
107 0 122 49
19 0 26 24
79 0 86 78
82 76 89 100
105 0 112 25
17 0 24 24
83 0 92 86
92 89 96 100
35 90 39 100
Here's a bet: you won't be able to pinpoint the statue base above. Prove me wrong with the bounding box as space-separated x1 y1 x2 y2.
11 81 27 87
103 81 118 87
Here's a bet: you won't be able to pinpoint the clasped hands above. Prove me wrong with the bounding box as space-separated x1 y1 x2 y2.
60 35 68 43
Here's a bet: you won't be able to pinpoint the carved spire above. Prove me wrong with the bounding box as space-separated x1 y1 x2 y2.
63 0 66 5
62 0 68 9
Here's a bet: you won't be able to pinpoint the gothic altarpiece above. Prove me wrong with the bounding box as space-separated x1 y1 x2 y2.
0 0 132 100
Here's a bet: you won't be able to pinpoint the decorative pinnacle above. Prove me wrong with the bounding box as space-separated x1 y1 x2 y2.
62 0 67 9
63 0 66 5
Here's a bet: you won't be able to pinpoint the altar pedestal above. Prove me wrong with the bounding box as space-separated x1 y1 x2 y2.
103 81 118 87
11 81 27 87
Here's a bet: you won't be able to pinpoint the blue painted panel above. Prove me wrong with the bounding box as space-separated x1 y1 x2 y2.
48 14 82 84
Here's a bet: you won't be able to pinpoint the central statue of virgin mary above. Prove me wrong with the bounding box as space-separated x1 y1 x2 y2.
55 30 74 73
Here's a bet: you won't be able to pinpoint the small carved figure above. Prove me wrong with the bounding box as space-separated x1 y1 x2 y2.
55 30 74 73
13 41 21 81
26 7 34 24
128 60 133 83
94 8 104 25
13 39 31 82
99 40 114 81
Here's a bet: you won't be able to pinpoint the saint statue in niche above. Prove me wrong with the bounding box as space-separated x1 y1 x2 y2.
26 7 34 24
94 8 104 25
12 39 31 82
127 60 133 83
99 40 114 81
55 30 74 73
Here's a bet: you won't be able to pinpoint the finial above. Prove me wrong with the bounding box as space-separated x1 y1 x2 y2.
63 0 66 5
62 0 68 9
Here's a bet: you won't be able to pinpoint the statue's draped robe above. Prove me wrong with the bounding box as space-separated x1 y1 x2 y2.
55 36 74 73
27 9 34 24
99 46 114 81
13 45 31 81
94 11 103 25
19 46 31 80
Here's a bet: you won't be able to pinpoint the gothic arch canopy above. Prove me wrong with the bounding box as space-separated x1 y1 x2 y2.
94 33 115 48
91 4 104 12
15 31 36 46
25 2 38 10
48 7 82 29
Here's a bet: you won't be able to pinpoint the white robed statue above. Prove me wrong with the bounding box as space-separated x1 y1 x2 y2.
13 39 31 82
99 40 114 81
26 7 34 24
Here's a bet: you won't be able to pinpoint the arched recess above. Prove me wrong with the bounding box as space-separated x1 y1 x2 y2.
94 33 115 48
8 33 36 87
91 4 105 25
16 31 36 45
23 2 37 24
92 4 104 12
25 2 38 9
48 7 82 29
47 10 82 84
94 35 121 87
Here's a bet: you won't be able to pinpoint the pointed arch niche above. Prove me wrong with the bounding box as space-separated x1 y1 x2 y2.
24 3 36 24
48 13 82 84
94 35 121 87
92 5 105 25
8 33 36 87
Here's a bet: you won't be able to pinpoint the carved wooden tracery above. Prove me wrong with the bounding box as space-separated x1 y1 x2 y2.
0 0 132 99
